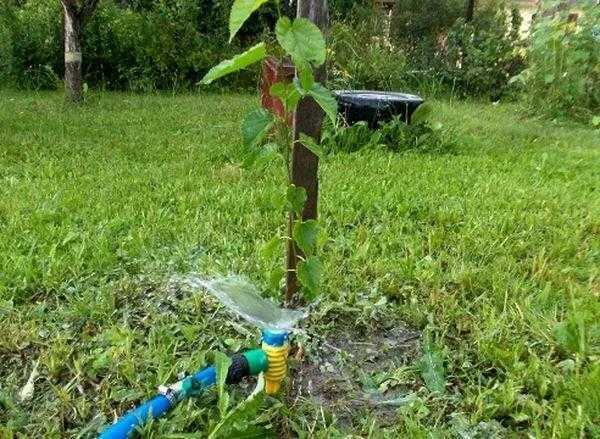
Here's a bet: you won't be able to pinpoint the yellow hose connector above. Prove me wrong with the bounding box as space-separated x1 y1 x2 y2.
261 341 289 395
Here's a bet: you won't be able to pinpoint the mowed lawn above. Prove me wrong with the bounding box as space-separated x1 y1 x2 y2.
0 91 598 437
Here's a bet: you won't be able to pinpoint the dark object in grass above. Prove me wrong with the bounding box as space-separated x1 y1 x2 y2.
333 90 424 128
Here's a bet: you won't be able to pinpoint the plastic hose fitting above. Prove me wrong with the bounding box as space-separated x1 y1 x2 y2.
261 329 289 395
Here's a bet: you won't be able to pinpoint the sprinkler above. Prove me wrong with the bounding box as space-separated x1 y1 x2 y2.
98 328 291 439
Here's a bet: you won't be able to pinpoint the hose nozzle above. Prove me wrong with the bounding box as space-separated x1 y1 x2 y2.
261 329 290 395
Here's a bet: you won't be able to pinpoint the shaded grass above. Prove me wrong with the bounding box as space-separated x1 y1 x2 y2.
0 90 598 437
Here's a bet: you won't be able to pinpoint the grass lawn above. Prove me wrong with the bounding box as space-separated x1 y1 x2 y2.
0 90 598 437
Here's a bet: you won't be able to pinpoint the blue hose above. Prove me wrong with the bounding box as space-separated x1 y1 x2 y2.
98 367 216 439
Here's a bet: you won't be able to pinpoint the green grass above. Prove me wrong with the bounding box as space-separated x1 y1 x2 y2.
0 90 598 437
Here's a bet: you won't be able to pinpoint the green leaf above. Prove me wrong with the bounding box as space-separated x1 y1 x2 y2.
293 219 319 256
553 314 586 355
269 82 286 98
417 342 445 393
411 102 432 125
275 17 326 67
242 143 279 169
200 43 266 85
269 82 300 112
260 235 281 260
229 0 270 43
307 82 337 124
268 267 285 292
208 375 266 439
242 108 274 148
270 190 287 212
214 352 232 417
543 73 555 84
591 116 600 128
286 184 307 216
298 133 324 158
297 64 315 90
297 256 322 299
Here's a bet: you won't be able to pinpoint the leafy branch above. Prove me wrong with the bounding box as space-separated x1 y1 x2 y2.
200 0 337 301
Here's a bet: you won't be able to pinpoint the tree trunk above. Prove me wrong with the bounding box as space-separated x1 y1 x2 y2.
62 2 83 103
465 0 475 22
285 0 328 306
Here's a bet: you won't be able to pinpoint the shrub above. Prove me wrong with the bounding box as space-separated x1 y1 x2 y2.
328 0 372 20
323 105 454 154
514 3 600 121
2 0 278 91
444 4 525 99
390 0 464 70
0 3 15 87
82 0 265 91
10 0 62 90
328 9 410 92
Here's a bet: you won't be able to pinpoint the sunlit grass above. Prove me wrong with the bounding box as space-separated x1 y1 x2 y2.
0 90 598 437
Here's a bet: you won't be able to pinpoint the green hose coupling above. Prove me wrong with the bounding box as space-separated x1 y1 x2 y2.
243 348 269 375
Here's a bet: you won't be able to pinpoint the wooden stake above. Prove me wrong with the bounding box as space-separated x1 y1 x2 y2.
285 0 329 306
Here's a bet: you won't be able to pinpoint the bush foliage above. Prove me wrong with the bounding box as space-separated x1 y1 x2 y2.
330 0 528 99
328 10 409 92
323 104 455 155
390 0 465 70
515 3 600 121
1 0 598 123
444 4 525 98
0 0 282 91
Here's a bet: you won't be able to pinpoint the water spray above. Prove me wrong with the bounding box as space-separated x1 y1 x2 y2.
97 276 297 439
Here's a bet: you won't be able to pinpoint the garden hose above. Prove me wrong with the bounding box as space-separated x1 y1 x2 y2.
97 329 289 438
97 349 268 439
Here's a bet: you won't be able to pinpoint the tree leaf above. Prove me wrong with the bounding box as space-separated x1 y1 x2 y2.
229 0 270 43
270 190 287 212
270 81 300 112
200 43 266 85
260 235 281 260
214 352 232 417
242 108 274 148
417 342 445 393
293 219 319 256
297 256 322 299
307 82 337 124
268 267 285 292
286 184 307 216
298 133 324 158
275 17 326 67
297 64 315 90
411 102 432 125
242 143 279 169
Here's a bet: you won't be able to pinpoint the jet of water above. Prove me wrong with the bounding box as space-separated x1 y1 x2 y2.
171 274 307 332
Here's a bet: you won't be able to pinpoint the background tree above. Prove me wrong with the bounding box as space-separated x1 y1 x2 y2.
466 0 475 21
60 0 99 102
